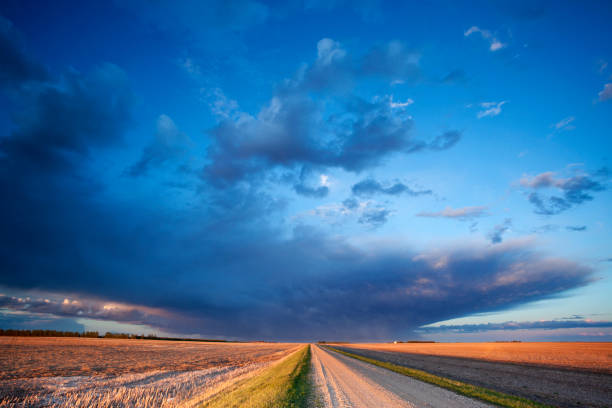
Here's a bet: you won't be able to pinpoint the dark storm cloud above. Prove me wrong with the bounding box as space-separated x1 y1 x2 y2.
0 180 596 340
352 178 432 198
1 63 133 170
0 15 48 87
203 38 454 186
488 218 512 244
418 319 612 334
0 196 595 340
520 170 607 215
204 93 422 185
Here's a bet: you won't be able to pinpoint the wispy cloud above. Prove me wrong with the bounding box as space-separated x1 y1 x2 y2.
598 60 608 74
304 198 394 228
352 178 432 198
488 218 512 244
598 83 612 102
553 116 575 131
417 206 487 220
566 225 587 232
464 26 506 51
519 169 607 215
477 101 507 118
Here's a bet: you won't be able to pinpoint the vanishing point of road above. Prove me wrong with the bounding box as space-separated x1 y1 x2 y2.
310 344 492 408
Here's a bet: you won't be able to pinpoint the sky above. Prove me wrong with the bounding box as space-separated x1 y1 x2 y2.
0 0 611 342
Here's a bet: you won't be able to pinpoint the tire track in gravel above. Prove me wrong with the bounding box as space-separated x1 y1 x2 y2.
310 345 493 408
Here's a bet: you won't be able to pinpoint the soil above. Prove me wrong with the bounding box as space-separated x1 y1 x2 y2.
335 345 612 408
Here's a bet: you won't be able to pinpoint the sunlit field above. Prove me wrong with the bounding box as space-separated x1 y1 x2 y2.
342 342 612 373
0 337 299 407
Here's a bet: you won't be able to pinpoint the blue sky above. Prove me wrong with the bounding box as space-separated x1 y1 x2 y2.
0 0 611 341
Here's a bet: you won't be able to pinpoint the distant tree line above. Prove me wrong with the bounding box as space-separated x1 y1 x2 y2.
0 328 228 342
0 329 100 337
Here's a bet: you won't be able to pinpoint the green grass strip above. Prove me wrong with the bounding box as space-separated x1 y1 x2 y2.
201 345 311 408
324 346 554 408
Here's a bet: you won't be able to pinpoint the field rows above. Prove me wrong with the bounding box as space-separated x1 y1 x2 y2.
1 338 610 407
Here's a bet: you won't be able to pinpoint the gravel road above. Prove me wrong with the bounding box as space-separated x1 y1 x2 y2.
310 345 492 407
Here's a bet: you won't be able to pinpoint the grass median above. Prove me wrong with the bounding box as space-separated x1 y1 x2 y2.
324 346 554 408
201 345 311 408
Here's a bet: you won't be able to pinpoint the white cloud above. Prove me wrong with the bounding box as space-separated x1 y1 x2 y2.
477 101 507 118
489 40 504 51
389 96 414 108
554 116 575 130
598 83 612 102
319 174 330 187
464 26 481 36
464 26 506 52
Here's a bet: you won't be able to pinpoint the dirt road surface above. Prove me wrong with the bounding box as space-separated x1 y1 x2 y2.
310 345 492 408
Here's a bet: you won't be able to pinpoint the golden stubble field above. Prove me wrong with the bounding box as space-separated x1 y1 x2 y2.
0 337 301 407
344 342 612 373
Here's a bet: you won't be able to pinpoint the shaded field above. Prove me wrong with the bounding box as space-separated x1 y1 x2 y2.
334 345 612 408
343 342 612 373
0 337 297 379
0 337 300 407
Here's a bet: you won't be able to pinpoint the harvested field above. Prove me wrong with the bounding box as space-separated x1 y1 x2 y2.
335 345 612 408
0 337 300 407
0 337 297 379
343 342 612 373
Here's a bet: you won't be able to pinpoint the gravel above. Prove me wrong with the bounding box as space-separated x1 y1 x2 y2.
311 345 493 408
